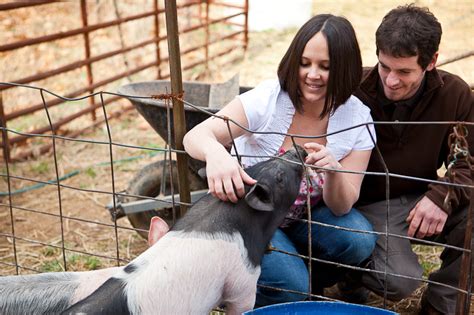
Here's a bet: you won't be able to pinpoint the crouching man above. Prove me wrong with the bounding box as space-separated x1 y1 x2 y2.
349 4 473 315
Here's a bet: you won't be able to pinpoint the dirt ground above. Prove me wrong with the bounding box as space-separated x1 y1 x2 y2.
0 1 473 314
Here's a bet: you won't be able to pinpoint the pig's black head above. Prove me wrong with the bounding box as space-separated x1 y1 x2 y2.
237 145 307 267
244 145 306 213
171 145 307 268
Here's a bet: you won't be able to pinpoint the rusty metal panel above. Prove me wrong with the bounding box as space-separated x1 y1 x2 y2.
0 0 248 161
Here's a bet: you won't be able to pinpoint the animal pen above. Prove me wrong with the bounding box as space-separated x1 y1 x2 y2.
0 1 473 314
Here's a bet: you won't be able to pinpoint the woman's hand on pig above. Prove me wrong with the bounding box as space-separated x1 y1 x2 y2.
206 150 256 203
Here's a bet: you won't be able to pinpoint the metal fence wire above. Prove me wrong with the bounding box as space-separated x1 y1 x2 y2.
0 0 249 162
0 82 472 314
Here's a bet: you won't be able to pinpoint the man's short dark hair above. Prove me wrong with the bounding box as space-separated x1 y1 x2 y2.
278 14 362 117
376 4 442 69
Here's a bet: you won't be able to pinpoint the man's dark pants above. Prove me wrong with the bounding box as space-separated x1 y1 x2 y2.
357 194 469 315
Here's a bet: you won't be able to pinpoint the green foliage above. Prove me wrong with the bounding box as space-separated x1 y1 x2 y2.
40 260 63 272
67 254 102 270
420 261 439 278
31 161 49 174
68 254 80 265
413 244 442 277
85 167 97 178
84 256 101 270
41 246 58 257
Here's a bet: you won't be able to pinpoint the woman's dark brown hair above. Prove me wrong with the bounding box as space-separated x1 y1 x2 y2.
278 14 362 117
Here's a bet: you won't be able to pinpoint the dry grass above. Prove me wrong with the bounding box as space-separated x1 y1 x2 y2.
0 1 472 314
211 0 474 87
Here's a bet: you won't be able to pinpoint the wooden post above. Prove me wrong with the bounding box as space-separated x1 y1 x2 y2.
153 0 162 79
0 92 10 163
204 0 210 76
80 0 96 121
164 0 191 217
455 167 473 315
243 0 249 52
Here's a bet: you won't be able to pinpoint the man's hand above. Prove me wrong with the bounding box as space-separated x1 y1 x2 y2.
406 196 448 238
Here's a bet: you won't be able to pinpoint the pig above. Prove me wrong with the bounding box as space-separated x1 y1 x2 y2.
1 146 306 315
63 147 306 314
0 216 170 315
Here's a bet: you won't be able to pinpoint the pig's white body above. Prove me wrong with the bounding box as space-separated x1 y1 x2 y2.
0 267 122 314
123 230 260 315
72 267 122 303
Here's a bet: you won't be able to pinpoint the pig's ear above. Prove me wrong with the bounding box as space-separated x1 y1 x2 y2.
245 183 274 211
148 216 170 247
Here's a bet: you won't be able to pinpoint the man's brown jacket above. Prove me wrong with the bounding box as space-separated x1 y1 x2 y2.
354 66 474 215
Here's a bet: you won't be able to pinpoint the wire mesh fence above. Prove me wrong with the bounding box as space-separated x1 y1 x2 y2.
0 81 472 314
0 0 248 162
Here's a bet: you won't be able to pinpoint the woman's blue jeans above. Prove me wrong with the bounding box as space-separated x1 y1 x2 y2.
255 206 377 307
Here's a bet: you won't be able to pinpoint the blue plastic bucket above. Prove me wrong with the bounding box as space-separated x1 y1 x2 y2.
243 301 398 314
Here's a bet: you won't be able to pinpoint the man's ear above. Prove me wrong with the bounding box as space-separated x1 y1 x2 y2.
426 52 438 71
244 183 274 211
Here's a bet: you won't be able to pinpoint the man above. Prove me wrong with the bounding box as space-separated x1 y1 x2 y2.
352 4 474 315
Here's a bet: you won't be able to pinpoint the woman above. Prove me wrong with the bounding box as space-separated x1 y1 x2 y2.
183 14 377 306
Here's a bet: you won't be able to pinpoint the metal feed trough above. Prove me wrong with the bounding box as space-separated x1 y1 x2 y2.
111 77 248 237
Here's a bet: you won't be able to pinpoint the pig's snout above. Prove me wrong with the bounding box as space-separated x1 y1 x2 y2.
281 145 308 164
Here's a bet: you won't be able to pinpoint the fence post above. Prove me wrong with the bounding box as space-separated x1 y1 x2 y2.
80 0 96 121
0 92 10 163
164 0 191 217
243 0 249 52
153 0 162 79
204 0 210 76
0 91 18 274
455 171 473 314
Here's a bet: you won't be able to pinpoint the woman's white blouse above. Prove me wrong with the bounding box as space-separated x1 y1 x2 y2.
232 79 376 167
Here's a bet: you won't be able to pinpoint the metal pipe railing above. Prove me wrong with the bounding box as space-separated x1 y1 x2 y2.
0 1 201 52
0 0 58 11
